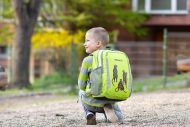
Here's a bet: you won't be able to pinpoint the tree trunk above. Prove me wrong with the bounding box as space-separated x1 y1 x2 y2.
11 0 41 88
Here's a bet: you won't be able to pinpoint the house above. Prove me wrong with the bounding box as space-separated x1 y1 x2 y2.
1 0 190 80
116 0 190 78
0 22 51 83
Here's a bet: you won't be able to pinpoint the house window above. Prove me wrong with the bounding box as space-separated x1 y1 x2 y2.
0 47 6 54
133 0 188 14
137 0 145 11
177 0 187 10
151 0 171 10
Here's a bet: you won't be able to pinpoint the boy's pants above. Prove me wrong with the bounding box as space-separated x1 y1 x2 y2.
79 90 124 121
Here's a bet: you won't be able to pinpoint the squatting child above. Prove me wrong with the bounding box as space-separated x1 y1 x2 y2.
78 27 124 125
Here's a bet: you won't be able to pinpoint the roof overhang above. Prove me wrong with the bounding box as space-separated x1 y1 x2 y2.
144 15 190 26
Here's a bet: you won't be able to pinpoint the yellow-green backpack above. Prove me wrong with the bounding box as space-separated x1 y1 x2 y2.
87 49 132 101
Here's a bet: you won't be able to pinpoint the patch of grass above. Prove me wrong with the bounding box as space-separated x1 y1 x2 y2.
0 71 77 96
32 71 73 89
0 88 31 96
30 71 77 95
133 74 188 93
0 73 188 96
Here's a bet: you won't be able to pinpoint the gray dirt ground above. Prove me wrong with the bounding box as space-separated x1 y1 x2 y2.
0 89 190 127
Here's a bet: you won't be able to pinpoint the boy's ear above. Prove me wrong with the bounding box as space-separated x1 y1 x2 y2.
97 41 102 46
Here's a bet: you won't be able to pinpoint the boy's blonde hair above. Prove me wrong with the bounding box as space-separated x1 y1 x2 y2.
87 27 109 46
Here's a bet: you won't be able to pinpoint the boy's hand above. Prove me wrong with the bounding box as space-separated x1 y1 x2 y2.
85 89 92 96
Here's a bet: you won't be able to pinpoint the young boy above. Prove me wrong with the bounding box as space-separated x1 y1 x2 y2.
78 27 124 125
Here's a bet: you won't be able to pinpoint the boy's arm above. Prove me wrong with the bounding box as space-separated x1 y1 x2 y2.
78 56 92 91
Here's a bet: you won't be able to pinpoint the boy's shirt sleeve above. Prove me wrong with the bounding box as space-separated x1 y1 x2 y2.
78 56 92 91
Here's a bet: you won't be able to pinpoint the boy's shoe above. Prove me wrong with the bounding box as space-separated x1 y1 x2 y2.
86 112 96 125
104 104 118 123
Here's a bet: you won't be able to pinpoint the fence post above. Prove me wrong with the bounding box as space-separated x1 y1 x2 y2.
163 28 168 87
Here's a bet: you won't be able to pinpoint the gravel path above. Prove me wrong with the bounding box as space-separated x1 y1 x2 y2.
0 89 190 127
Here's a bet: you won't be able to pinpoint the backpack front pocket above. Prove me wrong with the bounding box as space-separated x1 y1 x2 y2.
90 67 102 96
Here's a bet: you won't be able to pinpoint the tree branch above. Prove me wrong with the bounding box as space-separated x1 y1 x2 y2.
27 0 41 19
12 0 28 25
12 0 41 26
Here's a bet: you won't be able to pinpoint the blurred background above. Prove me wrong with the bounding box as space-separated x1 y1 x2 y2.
0 0 190 95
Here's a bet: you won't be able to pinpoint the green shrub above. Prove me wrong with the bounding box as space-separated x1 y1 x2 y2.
32 71 75 90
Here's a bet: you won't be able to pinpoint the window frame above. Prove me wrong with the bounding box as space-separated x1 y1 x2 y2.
132 0 188 15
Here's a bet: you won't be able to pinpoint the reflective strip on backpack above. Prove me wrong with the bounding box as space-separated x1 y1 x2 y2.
127 59 132 93
106 51 111 88
97 50 103 67
101 51 104 69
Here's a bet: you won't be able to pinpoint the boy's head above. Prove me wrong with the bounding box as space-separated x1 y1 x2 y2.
84 27 109 54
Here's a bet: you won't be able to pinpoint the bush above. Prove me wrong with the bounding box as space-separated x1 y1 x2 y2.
32 71 74 90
